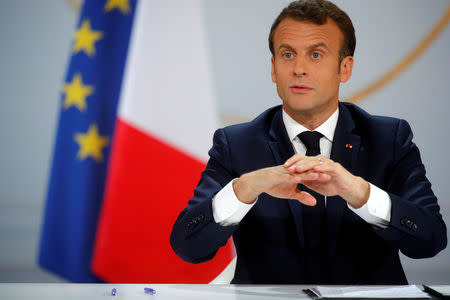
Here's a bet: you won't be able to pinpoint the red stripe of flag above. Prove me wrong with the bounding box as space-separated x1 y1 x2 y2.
91 119 234 283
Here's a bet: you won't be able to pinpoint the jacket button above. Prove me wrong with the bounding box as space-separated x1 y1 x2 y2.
197 214 205 222
193 214 205 224
188 214 205 229
400 218 417 231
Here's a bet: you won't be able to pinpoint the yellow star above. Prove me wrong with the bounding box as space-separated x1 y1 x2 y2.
63 73 94 111
104 0 131 14
74 124 109 162
72 19 103 57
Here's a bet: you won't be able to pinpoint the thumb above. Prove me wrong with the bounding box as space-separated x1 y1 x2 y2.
292 190 317 206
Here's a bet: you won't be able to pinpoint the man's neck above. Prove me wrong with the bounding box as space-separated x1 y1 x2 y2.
284 103 339 130
282 106 339 144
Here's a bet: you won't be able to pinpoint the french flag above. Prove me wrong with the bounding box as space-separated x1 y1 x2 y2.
39 0 234 283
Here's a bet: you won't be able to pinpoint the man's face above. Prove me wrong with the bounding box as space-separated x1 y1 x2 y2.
271 17 353 123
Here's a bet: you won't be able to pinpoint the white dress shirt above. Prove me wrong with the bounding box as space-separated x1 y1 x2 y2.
212 107 391 228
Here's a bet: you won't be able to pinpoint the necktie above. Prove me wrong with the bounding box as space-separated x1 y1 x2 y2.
297 131 327 283
298 131 322 157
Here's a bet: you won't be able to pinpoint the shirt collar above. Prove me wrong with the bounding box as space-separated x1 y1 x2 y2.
282 107 339 143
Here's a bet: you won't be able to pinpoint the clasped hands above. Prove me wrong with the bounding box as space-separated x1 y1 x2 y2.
233 154 369 209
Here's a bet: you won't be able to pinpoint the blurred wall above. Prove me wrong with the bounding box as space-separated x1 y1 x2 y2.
0 0 449 283
0 0 77 282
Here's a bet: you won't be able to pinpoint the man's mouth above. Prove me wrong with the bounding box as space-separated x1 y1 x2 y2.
290 84 313 93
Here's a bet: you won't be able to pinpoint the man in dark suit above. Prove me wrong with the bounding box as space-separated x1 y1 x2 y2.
170 0 447 284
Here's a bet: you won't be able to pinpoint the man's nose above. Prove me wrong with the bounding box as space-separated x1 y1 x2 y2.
293 57 307 77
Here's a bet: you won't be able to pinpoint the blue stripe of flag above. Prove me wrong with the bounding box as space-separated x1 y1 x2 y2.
39 0 137 282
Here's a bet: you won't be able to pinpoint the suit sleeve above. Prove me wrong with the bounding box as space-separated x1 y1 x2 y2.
374 119 447 258
170 128 239 263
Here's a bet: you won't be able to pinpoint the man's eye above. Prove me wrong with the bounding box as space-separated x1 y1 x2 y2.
282 53 293 59
312 52 322 59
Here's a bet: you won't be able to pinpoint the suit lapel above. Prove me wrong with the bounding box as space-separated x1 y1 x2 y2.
267 108 306 248
327 103 360 256
268 109 294 166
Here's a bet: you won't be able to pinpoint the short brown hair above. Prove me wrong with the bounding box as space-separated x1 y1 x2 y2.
269 0 356 63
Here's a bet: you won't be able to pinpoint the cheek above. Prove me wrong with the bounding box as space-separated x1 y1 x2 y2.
276 82 283 96
272 68 285 87
323 69 341 86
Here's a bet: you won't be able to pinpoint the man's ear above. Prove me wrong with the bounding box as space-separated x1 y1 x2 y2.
271 56 277 83
339 56 354 83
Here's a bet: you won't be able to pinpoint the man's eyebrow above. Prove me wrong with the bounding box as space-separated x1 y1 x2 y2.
307 42 330 51
277 42 330 53
277 44 296 52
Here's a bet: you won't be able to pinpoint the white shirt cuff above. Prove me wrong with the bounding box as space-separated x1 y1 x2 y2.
348 183 391 228
212 179 257 226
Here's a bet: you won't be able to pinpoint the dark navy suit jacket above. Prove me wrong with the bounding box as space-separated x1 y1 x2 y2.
170 102 447 284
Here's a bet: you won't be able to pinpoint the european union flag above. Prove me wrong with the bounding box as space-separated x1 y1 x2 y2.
39 0 137 282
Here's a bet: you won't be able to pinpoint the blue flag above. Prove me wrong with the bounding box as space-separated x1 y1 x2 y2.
39 0 137 282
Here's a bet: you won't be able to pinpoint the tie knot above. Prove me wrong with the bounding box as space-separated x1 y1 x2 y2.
298 131 323 156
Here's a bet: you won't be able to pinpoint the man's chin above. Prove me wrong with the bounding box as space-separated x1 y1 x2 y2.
284 104 317 116
283 99 338 117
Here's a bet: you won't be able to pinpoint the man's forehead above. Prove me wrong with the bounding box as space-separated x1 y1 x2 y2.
273 17 343 49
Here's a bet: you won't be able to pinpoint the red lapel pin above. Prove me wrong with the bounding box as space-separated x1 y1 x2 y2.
346 144 353 149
